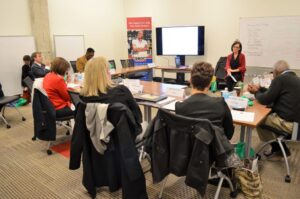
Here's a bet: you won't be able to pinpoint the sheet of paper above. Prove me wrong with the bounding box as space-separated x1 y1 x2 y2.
156 97 176 106
161 100 178 111
67 83 79 88
231 110 255 122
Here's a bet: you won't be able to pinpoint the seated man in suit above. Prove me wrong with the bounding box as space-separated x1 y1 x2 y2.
175 61 234 139
76 48 95 73
31 52 49 78
248 60 300 158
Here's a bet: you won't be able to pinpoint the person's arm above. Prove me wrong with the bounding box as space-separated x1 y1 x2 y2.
76 58 85 73
255 78 281 105
32 65 47 78
56 78 71 103
222 99 234 139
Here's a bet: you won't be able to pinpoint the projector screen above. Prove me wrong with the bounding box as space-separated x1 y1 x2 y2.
156 26 205 56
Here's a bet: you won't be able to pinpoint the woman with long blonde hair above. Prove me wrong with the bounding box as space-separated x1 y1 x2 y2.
80 56 142 132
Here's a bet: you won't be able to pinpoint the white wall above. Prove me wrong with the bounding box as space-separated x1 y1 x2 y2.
124 0 300 68
47 0 127 68
0 0 32 36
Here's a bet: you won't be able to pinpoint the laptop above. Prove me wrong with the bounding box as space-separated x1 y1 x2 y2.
134 93 168 103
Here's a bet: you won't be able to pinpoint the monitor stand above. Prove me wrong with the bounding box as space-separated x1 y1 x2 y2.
175 55 185 83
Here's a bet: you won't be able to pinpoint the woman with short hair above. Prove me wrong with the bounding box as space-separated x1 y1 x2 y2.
43 57 73 118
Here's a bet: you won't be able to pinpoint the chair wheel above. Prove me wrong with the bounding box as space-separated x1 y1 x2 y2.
285 175 291 183
47 149 52 155
230 190 238 198
32 136 36 141
22 117 26 121
6 124 11 129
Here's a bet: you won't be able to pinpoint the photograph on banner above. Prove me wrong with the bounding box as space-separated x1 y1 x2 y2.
127 17 152 66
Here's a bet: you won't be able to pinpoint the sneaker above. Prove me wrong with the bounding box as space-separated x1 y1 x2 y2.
264 151 283 161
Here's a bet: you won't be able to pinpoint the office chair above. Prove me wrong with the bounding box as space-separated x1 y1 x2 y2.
215 57 227 90
108 60 116 70
32 89 73 155
120 59 145 79
145 109 237 199
23 76 34 92
68 90 82 108
256 122 300 183
0 82 26 128
70 61 77 73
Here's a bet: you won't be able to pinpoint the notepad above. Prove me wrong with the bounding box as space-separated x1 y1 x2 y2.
231 110 255 122
161 100 178 111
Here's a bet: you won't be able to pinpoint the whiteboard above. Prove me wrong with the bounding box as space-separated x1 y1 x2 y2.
240 16 300 69
0 36 35 95
54 35 85 62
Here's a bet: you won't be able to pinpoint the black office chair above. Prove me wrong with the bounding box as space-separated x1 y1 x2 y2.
32 89 73 155
108 60 116 70
215 56 227 90
70 61 77 73
68 90 82 108
144 109 237 199
23 76 34 92
256 122 300 183
0 82 26 128
120 59 145 79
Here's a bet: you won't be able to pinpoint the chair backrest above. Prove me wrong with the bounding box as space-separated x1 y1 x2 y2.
215 56 227 80
23 76 34 92
70 61 77 73
120 59 135 68
108 60 116 70
291 122 300 141
0 83 4 98
68 90 82 107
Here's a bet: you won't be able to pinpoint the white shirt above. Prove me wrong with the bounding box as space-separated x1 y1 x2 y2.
132 39 148 57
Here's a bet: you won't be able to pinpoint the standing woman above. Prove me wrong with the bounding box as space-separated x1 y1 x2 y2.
43 57 74 118
225 40 246 91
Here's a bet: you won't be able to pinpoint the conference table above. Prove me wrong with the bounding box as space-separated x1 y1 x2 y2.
68 80 270 159
154 66 192 82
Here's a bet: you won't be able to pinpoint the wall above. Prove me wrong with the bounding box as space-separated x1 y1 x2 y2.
0 0 32 35
47 0 127 68
124 0 300 78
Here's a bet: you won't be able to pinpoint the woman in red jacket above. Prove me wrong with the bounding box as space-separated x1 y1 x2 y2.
43 57 73 118
225 40 246 91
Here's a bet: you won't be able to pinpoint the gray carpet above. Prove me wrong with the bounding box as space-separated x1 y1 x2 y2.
0 105 299 198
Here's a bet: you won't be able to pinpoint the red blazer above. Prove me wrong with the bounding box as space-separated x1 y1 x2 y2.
225 53 246 81
43 72 71 110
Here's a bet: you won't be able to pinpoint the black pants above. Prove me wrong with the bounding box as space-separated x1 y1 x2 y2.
225 73 242 91
56 106 74 118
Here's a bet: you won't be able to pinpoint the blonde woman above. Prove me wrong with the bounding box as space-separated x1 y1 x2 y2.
80 56 142 132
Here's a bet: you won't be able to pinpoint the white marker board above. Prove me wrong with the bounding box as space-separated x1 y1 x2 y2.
54 35 85 62
0 36 35 95
240 16 300 69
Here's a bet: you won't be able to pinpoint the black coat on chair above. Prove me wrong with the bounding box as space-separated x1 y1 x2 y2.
32 89 56 141
69 102 148 199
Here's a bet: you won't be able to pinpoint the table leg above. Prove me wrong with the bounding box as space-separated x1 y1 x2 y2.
240 126 245 143
144 106 152 123
245 127 253 159
162 70 164 82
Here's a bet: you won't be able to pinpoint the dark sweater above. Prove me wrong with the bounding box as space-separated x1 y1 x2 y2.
21 64 33 87
80 85 143 134
255 71 300 123
175 93 234 139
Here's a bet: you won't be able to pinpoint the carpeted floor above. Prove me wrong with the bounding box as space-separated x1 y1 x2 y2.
0 105 299 198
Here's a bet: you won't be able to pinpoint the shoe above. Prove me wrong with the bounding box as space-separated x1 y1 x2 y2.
264 151 283 161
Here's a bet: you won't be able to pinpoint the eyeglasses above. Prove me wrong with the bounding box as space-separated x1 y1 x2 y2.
233 46 240 49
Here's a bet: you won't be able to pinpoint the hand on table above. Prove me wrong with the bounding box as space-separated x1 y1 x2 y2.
247 84 260 94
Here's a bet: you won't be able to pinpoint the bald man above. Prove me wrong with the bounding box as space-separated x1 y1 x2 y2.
248 60 300 158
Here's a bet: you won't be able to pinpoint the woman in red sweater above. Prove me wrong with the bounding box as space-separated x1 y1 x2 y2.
225 40 246 91
43 57 73 118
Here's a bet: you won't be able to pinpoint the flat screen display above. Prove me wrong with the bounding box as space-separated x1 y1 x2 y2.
156 26 205 56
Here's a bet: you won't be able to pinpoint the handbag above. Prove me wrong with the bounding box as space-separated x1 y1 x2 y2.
235 158 263 199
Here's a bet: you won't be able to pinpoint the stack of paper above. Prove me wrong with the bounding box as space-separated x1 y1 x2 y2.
231 110 255 122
